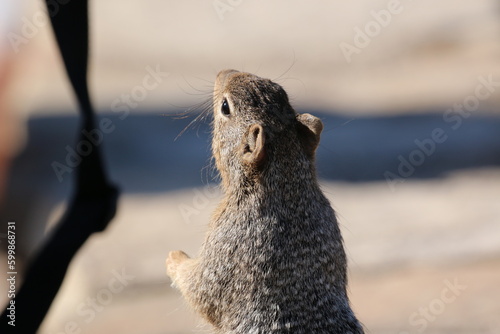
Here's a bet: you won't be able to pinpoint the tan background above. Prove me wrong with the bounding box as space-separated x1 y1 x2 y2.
0 0 499 333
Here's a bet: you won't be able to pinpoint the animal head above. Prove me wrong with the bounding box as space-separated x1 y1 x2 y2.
212 70 323 190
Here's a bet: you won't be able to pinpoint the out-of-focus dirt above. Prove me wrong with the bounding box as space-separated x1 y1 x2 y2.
29 169 500 334
2 1 499 333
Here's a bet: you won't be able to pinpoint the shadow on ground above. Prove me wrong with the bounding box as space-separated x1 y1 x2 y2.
2 109 500 255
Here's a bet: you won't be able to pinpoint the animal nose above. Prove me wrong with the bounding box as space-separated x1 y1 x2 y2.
217 69 240 80
215 69 240 88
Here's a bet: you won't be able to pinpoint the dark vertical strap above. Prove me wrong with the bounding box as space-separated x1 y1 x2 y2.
1 1 119 332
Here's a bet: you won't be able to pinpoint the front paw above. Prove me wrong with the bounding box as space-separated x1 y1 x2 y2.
166 250 189 283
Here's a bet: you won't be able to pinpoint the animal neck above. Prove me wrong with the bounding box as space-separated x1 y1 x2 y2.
224 153 324 216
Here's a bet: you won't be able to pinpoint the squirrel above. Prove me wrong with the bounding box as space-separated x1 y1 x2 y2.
166 69 364 333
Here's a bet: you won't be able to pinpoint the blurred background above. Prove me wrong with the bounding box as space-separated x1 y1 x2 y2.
1 0 500 333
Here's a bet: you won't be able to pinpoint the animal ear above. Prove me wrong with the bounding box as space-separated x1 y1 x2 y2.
241 124 266 167
296 113 323 157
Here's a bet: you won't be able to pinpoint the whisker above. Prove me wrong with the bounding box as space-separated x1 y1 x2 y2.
188 74 215 86
174 98 214 141
323 117 356 133
179 74 214 95
273 51 297 82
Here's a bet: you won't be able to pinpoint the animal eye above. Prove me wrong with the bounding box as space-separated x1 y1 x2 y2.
221 98 230 116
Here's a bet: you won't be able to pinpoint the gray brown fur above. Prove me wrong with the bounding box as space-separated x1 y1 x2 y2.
166 70 364 333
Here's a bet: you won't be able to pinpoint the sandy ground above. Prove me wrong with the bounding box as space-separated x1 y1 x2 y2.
7 0 500 117
8 168 489 334
1 1 500 333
